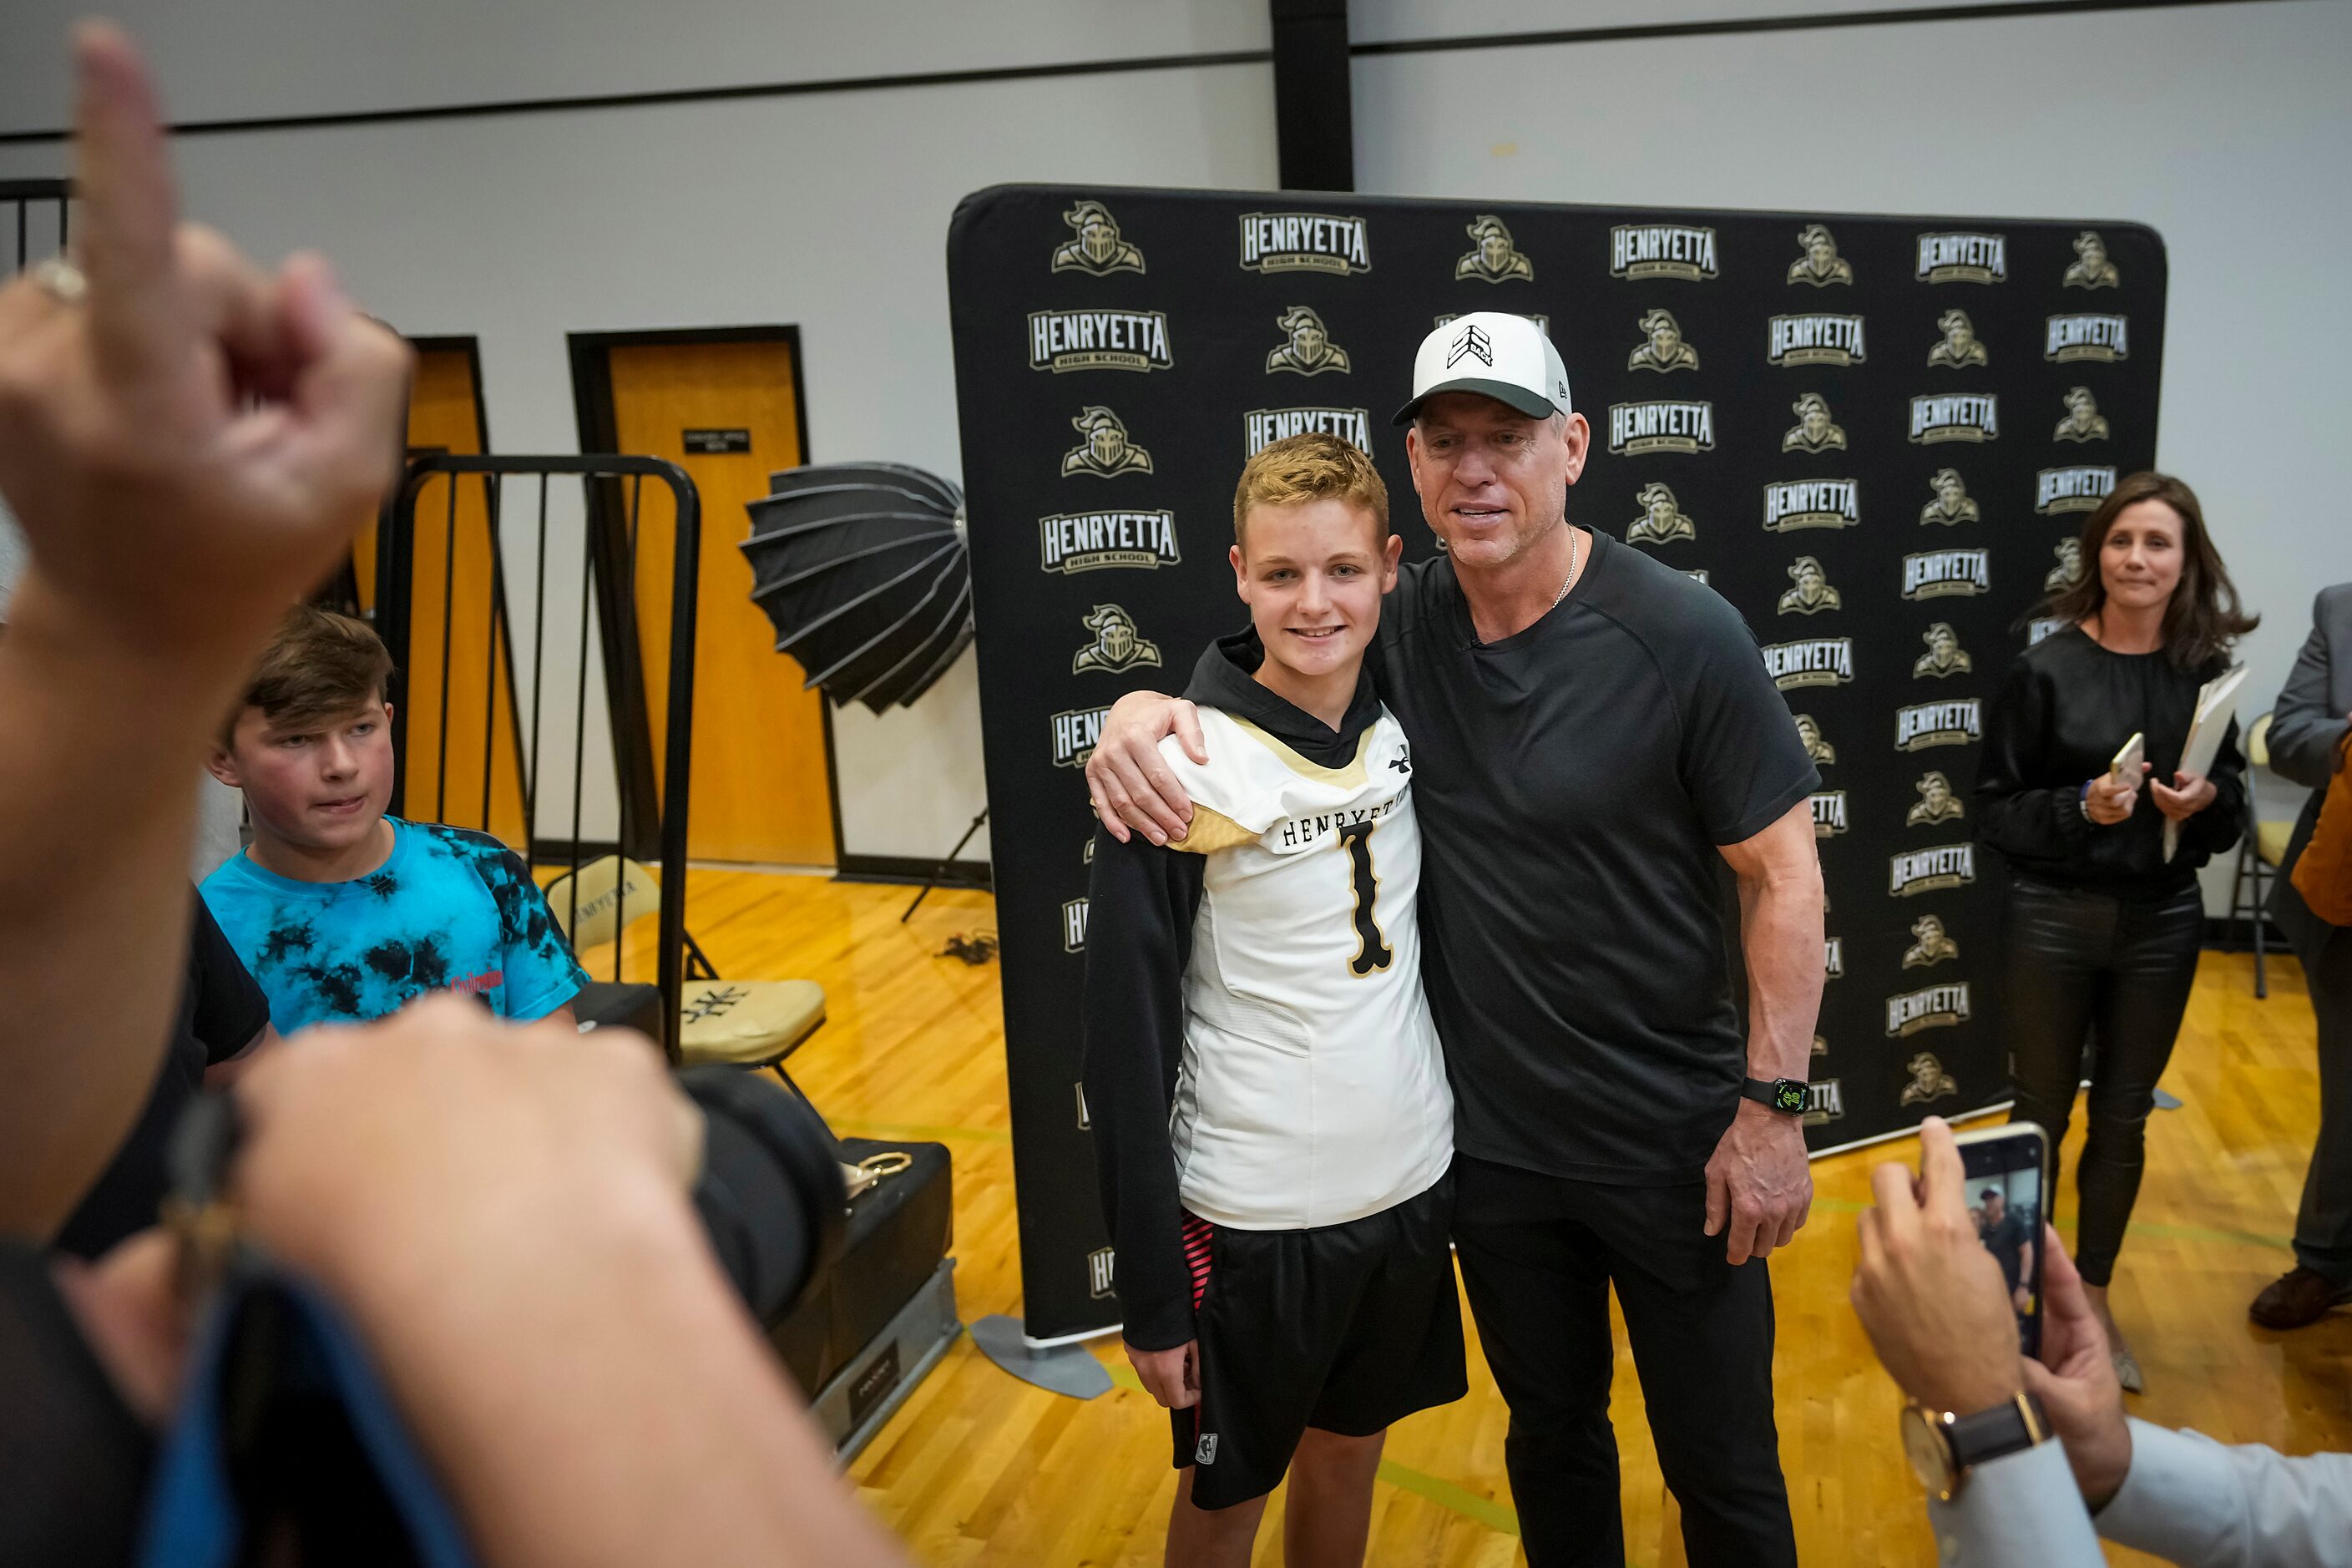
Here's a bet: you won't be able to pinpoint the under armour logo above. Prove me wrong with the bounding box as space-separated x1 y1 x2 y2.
1195 1434 1219 1465
1447 323 1494 368
1388 756 1411 773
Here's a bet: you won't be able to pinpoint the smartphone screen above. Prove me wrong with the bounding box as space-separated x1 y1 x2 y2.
1955 1122 2049 1358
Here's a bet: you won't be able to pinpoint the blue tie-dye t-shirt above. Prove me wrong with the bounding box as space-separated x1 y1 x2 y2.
200 818 587 1034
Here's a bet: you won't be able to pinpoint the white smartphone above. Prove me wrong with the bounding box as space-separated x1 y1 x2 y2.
1952 1122 2050 1358
2110 731 2145 787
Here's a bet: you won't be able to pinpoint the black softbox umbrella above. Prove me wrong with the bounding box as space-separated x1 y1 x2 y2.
740 462 974 714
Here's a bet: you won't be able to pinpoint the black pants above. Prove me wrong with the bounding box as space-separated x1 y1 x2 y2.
1451 1156 1794 1568
2289 917 2352 1281
2004 876 2204 1287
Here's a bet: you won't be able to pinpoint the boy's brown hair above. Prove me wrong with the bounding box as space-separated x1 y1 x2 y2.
224 604 395 746
1232 432 1388 549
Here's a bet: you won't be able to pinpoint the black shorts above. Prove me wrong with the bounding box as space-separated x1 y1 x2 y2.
1174 1168 1466 1511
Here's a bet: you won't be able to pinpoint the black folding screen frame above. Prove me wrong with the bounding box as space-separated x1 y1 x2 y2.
376 453 701 1063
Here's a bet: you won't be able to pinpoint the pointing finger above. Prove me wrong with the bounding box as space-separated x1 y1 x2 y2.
72 23 185 387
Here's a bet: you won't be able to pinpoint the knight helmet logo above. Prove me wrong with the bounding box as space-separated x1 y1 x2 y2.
1052 200 1146 276
1904 913 1961 969
1062 406 1153 478
1907 771 1965 827
1796 713 1836 766
1456 215 1534 283
2065 229 2120 289
1778 556 1844 615
1914 623 1973 679
1072 604 1161 675
1928 310 1989 369
1267 305 1352 376
1920 469 1979 526
1788 222 1853 286
2055 387 2111 443
1629 309 1701 372
1900 1052 1960 1105
1627 483 1697 547
2046 538 2084 593
1784 393 1847 454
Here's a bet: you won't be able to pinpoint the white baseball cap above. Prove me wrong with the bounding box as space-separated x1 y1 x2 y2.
1393 311 1572 426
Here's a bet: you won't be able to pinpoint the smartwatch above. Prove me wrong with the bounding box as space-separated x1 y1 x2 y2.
1901 1392 2052 1501
1741 1076 1808 1115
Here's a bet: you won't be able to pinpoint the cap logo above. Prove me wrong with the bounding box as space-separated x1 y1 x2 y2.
1446 323 1494 369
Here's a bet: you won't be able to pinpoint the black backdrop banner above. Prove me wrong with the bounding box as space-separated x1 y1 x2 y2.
947 183 2164 1344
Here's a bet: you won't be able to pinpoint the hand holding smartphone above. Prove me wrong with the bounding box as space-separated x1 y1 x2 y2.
1953 1122 2051 1358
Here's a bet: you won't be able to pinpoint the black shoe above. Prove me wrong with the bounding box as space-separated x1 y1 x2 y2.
2250 1267 2352 1330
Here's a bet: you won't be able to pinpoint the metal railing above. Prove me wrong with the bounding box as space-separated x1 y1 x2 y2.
377 453 701 1062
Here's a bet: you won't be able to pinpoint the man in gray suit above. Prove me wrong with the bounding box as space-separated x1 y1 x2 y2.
2252 584 2352 1328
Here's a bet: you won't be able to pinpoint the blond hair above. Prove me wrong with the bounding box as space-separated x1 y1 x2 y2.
1232 432 1388 548
225 604 394 746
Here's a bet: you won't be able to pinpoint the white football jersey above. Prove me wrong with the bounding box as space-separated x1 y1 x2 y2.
1160 703 1452 1230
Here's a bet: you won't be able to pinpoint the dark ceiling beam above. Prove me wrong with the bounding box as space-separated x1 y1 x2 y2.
1270 0 1353 192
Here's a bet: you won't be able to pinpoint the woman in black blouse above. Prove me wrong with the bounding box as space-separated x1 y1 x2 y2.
1977 471 2256 1392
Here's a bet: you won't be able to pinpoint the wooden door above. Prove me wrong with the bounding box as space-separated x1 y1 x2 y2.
387 343 529 851
599 337 833 867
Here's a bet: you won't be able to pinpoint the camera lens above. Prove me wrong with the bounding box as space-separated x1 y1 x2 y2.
679 1067 849 1324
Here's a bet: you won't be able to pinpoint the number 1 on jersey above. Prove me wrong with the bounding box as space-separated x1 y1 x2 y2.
1338 822 1395 977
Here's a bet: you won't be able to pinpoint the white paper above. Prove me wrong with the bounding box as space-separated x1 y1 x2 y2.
2165 664 2248 861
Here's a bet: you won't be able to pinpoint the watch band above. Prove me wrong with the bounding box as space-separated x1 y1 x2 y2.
1741 1076 1808 1115
1907 1392 2052 1501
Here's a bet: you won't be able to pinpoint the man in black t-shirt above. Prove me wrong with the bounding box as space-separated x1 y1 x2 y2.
1979 1188 2036 1317
1091 313 1823 1567
53 889 272 1260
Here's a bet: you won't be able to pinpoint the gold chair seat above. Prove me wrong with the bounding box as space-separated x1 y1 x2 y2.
678 978 828 1068
2258 821 2294 870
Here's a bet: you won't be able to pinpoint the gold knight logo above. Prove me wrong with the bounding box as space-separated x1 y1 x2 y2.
1457 215 1534 283
2065 229 2120 289
1266 306 1351 376
1052 199 1145 276
1900 1051 1960 1105
1061 407 1153 478
1628 309 1700 372
1796 713 1836 766
1928 310 1989 368
1779 556 1843 615
1785 393 1847 454
1788 222 1854 286
2056 387 2111 443
1908 771 1965 827
1072 604 1160 675
1921 469 1979 526
1914 622 1973 678
2046 538 2083 592
1627 483 1697 547
1904 914 1961 969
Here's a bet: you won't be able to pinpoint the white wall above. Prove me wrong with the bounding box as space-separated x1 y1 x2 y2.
4 0 2345 888
1353 0 2352 909
0 0 1267 132
0 8 1279 863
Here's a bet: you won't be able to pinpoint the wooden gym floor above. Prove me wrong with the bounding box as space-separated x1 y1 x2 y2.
587 870 2347 1565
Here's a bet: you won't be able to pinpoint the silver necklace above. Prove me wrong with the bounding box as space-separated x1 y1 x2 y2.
1551 527 1581 608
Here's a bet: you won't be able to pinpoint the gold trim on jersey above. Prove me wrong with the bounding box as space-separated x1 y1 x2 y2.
1224 715 1375 789
1167 805 1257 856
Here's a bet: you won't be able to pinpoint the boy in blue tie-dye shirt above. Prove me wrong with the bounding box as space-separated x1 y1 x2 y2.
200 607 584 1033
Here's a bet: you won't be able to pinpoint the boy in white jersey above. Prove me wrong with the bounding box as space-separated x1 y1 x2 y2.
1084 433 1460 1565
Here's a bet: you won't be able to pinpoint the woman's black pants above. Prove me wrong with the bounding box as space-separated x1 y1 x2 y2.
2003 876 2205 1287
